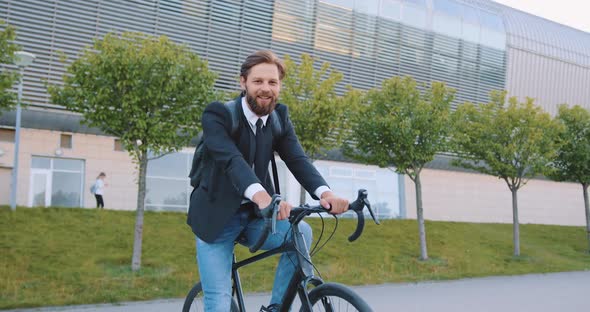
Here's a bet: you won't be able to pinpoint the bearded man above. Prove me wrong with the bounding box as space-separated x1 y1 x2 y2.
187 50 349 312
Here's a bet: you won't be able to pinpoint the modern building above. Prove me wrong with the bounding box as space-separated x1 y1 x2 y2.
0 0 588 225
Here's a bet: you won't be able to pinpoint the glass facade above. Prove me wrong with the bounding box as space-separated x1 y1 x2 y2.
310 160 400 219
1 0 509 213
145 151 192 212
1 0 506 110
30 156 84 207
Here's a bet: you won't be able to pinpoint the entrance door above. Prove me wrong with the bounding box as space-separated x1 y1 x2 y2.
29 169 51 207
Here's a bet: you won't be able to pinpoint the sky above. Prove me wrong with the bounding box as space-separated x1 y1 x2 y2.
492 0 590 33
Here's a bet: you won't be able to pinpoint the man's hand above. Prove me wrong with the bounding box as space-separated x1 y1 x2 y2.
320 191 349 214
252 191 292 220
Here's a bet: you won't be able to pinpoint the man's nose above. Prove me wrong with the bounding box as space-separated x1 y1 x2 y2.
260 82 271 91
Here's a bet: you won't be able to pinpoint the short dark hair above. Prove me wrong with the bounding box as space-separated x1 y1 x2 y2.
240 50 285 80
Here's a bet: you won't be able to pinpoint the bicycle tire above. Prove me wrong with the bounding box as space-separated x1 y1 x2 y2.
182 282 239 312
304 282 373 312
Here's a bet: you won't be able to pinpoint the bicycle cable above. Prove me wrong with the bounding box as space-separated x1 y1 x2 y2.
310 213 338 257
309 211 326 256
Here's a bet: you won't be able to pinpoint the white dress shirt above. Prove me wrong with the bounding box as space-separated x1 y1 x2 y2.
240 97 331 201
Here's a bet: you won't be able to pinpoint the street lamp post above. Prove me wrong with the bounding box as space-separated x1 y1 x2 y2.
9 51 35 211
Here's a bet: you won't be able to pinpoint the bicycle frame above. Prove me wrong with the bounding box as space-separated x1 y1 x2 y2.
230 221 322 312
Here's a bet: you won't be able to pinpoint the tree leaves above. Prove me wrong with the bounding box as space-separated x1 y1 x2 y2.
48 32 217 160
0 21 19 114
345 76 455 178
452 91 561 191
281 53 348 159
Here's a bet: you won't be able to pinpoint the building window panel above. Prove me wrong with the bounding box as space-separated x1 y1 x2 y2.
309 161 400 219
461 22 480 43
60 133 72 148
433 0 462 17
30 157 84 208
32 157 51 169
145 177 188 211
402 4 427 29
51 171 82 207
0 128 15 142
147 152 189 178
380 0 401 21
354 0 379 15
433 14 462 38
480 28 506 50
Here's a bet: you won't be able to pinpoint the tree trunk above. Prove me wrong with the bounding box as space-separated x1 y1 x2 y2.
131 152 148 271
415 173 428 260
583 184 590 253
511 188 520 256
299 185 306 206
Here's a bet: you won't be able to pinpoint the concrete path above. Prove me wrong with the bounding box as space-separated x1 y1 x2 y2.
4 271 589 311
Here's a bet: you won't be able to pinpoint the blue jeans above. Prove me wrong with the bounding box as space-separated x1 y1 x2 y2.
196 208 313 312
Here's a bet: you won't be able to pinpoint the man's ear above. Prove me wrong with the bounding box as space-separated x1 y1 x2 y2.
239 76 246 90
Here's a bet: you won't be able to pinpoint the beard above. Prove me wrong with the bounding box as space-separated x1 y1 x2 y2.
244 87 277 116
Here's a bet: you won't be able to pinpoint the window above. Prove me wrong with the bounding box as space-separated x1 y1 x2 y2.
308 161 401 219
145 151 192 212
402 3 427 29
380 0 401 21
114 139 125 151
30 156 84 208
60 133 72 149
0 128 15 142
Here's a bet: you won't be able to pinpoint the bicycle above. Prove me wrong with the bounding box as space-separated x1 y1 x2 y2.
182 189 380 312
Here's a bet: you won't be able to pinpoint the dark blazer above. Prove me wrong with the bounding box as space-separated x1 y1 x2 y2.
187 97 328 243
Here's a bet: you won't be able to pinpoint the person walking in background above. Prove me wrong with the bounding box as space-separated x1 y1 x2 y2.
93 172 107 209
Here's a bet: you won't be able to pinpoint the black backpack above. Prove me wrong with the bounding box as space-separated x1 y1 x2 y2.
188 99 283 193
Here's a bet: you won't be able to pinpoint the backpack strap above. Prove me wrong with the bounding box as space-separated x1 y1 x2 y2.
224 99 241 139
268 108 284 195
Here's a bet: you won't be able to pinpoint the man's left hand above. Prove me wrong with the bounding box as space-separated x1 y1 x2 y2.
320 191 349 214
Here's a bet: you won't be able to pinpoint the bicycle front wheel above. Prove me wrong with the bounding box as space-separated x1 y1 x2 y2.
305 282 372 312
182 282 239 312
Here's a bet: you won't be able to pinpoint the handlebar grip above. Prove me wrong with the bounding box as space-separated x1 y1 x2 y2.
347 196 366 242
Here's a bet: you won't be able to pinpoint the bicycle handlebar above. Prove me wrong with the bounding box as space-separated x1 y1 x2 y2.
248 189 380 253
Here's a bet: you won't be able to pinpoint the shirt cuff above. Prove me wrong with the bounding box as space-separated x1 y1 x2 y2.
245 183 265 201
314 186 331 199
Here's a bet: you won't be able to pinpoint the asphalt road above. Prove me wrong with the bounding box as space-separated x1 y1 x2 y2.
5 271 589 312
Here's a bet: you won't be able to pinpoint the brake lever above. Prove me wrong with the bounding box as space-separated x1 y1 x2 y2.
363 197 380 225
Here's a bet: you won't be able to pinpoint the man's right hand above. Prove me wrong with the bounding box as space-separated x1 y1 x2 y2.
252 191 291 220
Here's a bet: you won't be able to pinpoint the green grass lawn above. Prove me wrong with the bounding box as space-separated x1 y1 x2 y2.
1 206 589 309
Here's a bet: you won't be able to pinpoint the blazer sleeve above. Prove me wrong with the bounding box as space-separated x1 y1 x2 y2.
201 102 259 196
274 104 328 200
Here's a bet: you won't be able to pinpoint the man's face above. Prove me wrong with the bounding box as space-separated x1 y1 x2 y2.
240 62 281 116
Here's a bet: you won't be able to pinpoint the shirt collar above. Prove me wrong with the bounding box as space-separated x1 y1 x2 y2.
241 97 268 127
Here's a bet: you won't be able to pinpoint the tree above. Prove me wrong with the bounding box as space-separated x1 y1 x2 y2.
0 21 19 114
345 76 455 260
548 104 590 252
452 91 562 256
280 53 348 204
49 32 217 271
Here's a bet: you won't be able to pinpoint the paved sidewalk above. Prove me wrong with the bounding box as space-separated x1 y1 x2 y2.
4 271 590 311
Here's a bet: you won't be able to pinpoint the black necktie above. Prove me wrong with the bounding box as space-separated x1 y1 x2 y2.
254 118 266 181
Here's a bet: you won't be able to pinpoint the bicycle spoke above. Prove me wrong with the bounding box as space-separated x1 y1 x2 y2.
313 295 361 312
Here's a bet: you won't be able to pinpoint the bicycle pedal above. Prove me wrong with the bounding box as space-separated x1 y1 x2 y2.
259 303 280 312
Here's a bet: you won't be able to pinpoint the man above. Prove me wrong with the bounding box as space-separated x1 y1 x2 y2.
187 50 349 312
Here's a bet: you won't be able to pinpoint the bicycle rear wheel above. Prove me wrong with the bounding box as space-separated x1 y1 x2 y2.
304 282 372 312
182 282 239 312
